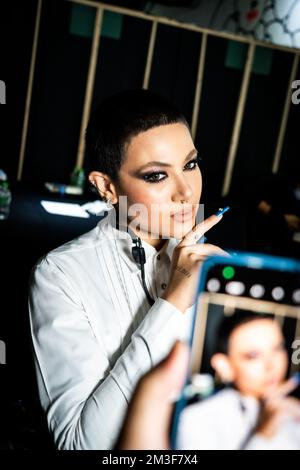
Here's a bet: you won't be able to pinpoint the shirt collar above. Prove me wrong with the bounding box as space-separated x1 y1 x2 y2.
236 390 260 425
97 209 179 273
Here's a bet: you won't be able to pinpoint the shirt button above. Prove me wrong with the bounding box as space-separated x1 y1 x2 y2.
161 283 167 290
157 255 161 260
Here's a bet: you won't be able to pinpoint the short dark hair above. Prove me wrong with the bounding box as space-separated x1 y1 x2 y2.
85 89 189 183
214 312 273 355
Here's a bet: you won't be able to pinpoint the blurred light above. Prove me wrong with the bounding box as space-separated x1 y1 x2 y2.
222 266 235 280
207 278 221 292
292 289 300 303
225 281 245 296
272 286 285 301
249 284 265 299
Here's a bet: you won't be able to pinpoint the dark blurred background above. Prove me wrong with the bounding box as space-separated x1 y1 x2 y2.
0 0 299 449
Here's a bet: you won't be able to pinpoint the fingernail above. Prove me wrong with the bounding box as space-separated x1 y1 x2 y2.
215 206 230 217
292 372 300 384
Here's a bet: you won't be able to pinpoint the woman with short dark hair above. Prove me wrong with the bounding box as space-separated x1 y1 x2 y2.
29 89 225 449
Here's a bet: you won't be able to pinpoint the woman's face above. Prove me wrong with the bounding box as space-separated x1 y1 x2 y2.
115 123 202 244
226 319 288 399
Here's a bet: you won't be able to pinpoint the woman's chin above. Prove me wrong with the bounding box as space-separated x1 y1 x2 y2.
142 218 196 241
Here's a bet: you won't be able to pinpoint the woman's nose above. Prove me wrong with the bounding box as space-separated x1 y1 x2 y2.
172 175 193 202
264 355 276 373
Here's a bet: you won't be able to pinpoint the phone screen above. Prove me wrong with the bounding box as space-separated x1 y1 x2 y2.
172 254 300 450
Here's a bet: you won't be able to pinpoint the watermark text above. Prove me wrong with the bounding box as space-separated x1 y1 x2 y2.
292 80 300 105
0 340 6 365
0 80 6 104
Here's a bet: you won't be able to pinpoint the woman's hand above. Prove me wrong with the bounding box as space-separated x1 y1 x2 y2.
162 213 229 313
256 377 300 439
116 341 189 450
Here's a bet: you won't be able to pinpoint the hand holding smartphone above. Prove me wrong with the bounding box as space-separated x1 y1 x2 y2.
170 252 300 450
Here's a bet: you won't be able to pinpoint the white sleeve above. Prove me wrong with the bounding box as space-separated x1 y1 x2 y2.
244 428 300 450
28 257 186 450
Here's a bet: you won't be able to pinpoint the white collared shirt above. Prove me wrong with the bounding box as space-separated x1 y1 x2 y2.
177 388 300 450
28 210 194 450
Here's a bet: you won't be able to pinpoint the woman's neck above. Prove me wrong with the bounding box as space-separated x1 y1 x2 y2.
114 205 168 252
137 233 168 252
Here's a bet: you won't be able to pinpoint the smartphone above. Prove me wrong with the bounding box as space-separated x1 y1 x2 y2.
170 252 300 450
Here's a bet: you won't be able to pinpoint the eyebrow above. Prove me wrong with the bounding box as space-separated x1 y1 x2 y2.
137 149 198 171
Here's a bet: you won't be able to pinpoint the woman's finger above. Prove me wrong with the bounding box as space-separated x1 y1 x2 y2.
179 214 223 247
264 376 300 401
183 243 230 258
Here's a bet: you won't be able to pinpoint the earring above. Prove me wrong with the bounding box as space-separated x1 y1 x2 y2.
105 197 114 210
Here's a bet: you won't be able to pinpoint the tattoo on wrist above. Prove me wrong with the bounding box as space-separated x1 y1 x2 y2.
175 266 191 278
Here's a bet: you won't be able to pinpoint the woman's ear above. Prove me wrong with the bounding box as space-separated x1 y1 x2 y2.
88 171 118 203
211 353 234 383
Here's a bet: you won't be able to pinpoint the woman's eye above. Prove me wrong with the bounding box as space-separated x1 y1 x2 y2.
143 172 167 183
142 157 201 183
184 157 201 171
244 352 260 360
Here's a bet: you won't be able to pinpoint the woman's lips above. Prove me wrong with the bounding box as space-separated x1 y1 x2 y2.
264 377 282 388
170 208 194 223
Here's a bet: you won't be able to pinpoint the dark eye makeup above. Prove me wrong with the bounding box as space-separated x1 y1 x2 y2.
141 156 202 184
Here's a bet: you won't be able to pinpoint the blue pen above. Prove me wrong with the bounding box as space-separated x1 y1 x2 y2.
198 206 231 243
